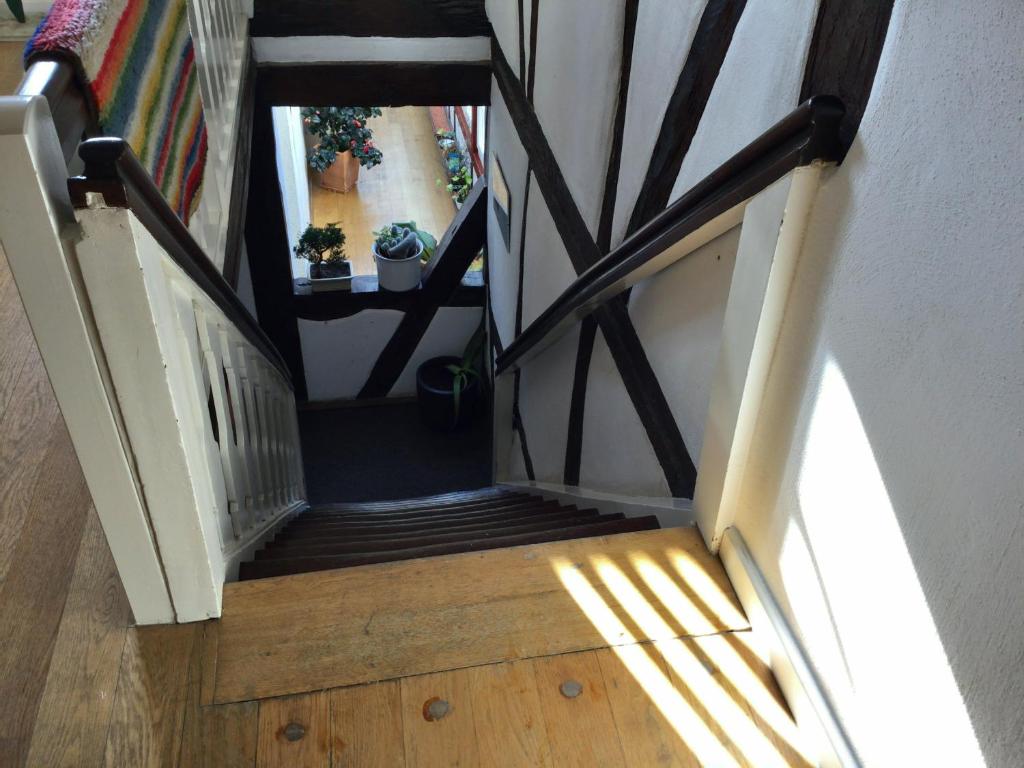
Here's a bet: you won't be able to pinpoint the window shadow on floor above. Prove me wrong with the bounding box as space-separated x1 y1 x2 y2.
298 401 492 504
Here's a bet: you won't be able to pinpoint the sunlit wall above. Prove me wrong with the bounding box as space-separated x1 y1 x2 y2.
731 3 1024 765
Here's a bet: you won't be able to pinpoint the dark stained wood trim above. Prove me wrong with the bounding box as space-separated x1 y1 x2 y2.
596 0 639 254
492 38 698 497
511 164 532 475
496 96 846 376
566 0 639 486
295 281 483 322
512 376 536 481
517 0 526 82
526 0 539 103
357 180 488 399
625 0 747 238
256 62 492 107
222 42 255 289
68 137 295 387
562 315 597 486
487 302 505 355
245 94 308 398
801 0 895 153
251 0 490 38
492 40 603 275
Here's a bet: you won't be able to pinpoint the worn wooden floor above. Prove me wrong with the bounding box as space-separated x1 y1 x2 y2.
309 106 457 276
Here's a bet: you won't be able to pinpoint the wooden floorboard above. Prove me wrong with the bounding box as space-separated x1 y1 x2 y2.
213 527 749 703
24 511 132 768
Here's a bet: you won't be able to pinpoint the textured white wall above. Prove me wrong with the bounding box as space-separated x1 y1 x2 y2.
731 3 1024 766
531 0 623 235
670 0 818 201
611 0 706 248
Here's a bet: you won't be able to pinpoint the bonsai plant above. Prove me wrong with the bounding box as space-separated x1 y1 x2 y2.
372 222 436 292
294 223 352 290
416 321 486 431
302 106 383 193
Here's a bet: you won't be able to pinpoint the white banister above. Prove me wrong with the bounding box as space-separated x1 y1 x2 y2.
186 0 248 268
73 199 305 620
0 96 175 624
1 92 305 624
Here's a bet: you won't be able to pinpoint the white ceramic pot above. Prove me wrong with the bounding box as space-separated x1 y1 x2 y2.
374 241 423 292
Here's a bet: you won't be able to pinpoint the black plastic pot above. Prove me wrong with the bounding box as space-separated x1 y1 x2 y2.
416 356 481 431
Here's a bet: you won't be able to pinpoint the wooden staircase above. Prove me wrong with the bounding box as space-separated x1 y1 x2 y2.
239 487 660 580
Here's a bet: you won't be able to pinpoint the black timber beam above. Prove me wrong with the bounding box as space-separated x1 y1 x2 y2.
252 0 490 38
256 63 491 107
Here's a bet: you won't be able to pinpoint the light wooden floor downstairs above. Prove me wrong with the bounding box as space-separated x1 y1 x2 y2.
309 106 457 276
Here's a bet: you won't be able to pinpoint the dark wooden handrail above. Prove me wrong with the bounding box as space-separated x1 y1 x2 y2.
68 137 293 387
495 96 846 375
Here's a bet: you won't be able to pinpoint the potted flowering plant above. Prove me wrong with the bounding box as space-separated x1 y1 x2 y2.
372 221 436 292
294 223 352 292
302 107 383 193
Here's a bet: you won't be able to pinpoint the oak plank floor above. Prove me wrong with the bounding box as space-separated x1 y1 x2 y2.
212 527 750 704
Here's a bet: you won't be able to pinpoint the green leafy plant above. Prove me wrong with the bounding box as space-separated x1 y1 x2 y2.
4 0 25 23
302 107 383 171
446 321 486 424
373 221 437 263
438 161 473 205
294 223 347 277
435 129 456 149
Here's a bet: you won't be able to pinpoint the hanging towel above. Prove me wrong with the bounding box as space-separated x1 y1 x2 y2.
26 0 207 224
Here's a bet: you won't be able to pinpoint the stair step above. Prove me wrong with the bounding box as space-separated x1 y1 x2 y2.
280 501 566 539
272 506 595 543
257 512 618 559
308 489 530 515
301 495 544 522
238 516 661 580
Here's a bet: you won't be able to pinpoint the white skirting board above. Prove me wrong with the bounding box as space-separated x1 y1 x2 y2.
719 527 861 768
497 480 695 529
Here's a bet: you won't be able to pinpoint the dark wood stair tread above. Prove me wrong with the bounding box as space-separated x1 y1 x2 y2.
272 506 596 544
257 511 618 559
239 516 661 580
281 501 566 538
307 489 532 516
300 496 545 524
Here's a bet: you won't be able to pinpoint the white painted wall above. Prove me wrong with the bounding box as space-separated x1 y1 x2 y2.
299 306 482 402
531 0 623 235
729 3 1024 766
669 0 818 201
272 106 312 280
610 0 706 248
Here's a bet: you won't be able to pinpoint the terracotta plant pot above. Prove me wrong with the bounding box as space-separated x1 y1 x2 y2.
320 150 360 193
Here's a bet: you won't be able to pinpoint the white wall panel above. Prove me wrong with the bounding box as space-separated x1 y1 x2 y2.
531 0 624 235
670 0 818 201
580 333 669 496
516 327 580 484
630 225 740 465
731 3 1024 765
611 0 706 247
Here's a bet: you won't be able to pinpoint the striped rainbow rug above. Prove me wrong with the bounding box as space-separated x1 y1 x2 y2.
25 0 207 224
